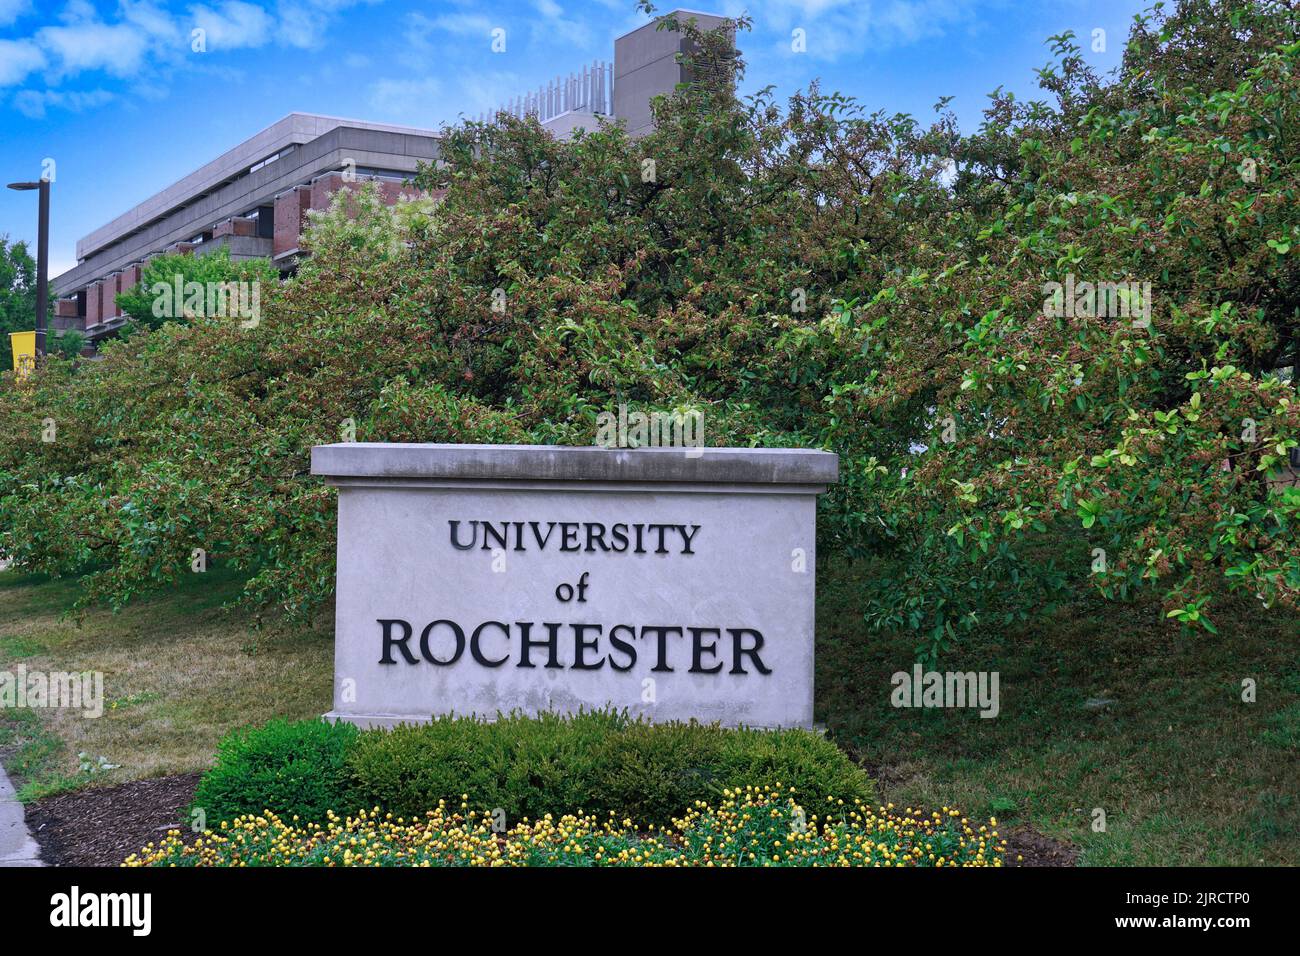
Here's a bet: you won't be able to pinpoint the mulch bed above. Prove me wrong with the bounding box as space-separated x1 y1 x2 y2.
1002 825 1080 867
26 772 202 867
24 770 1078 867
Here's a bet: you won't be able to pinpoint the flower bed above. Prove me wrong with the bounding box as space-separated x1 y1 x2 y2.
125 786 1005 867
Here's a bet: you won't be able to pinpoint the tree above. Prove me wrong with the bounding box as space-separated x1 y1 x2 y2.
116 246 279 331
845 0 1300 651
0 235 45 373
0 1 1294 654
47 329 85 360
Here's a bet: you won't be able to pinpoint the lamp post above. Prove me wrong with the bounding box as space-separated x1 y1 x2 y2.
7 178 50 359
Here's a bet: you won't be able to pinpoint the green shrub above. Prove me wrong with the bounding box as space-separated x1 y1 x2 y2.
589 719 728 823
499 709 623 814
344 715 516 821
192 711 874 828
191 718 359 825
346 709 873 825
589 720 876 823
345 710 624 822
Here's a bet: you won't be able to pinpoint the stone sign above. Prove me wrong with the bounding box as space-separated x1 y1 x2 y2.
310 443 837 728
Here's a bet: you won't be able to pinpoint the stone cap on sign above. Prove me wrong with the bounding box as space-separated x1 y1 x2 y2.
311 443 837 492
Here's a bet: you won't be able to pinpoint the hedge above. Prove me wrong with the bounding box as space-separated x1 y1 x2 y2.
190 711 874 828
190 717 359 828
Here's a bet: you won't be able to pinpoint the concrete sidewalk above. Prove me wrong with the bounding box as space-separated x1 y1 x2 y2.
0 761 43 866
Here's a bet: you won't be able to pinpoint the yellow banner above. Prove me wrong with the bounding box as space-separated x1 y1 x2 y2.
9 331 36 381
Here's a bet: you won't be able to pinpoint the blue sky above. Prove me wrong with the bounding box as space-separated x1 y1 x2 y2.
0 0 1154 278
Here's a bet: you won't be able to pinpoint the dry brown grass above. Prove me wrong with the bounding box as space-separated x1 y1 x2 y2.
0 568 332 797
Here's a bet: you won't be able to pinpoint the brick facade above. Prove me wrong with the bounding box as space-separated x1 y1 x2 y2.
86 280 102 326
120 263 142 297
214 217 257 238
273 185 313 258
101 276 118 320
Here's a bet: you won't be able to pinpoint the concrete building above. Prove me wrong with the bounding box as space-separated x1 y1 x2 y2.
50 11 732 348
51 114 437 343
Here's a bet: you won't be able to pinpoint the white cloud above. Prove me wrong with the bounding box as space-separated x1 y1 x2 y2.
36 20 153 78
528 0 592 49
402 11 437 52
369 75 441 117
425 12 497 38
12 87 113 119
123 0 184 41
275 1 325 48
0 0 31 28
453 70 527 118
191 1 275 51
398 9 500 69
32 1 179 80
758 0 972 61
58 0 99 22
0 38 45 87
3 0 385 114
296 0 378 11
397 10 434 55
276 0 382 49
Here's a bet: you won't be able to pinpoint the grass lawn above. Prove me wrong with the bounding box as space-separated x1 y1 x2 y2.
0 562 1295 865
817 561 1300 866
0 567 332 801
